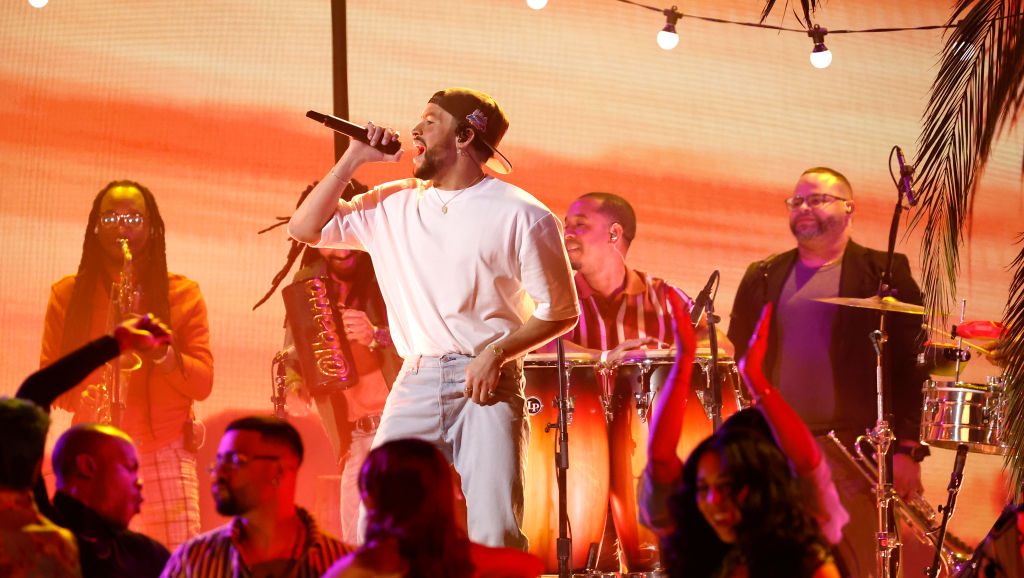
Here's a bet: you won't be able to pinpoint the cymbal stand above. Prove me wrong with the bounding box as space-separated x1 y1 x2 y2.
546 337 572 578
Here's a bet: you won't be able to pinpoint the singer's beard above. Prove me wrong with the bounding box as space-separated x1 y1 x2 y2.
413 146 444 180
789 213 845 242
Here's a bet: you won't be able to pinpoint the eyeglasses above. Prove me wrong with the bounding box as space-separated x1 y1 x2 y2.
99 211 145 229
783 193 848 210
207 452 280 474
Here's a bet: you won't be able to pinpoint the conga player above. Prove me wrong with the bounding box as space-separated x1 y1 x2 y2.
557 192 732 572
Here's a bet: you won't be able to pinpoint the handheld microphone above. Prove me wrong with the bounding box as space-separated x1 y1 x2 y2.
895 146 917 206
690 270 720 325
306 110 402 155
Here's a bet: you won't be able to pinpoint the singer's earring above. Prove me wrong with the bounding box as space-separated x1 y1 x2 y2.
610 234 618 242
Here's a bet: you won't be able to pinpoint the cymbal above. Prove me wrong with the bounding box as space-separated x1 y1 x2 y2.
813 295 925 315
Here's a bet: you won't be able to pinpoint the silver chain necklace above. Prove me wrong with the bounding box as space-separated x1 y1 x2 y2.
436 174 486 214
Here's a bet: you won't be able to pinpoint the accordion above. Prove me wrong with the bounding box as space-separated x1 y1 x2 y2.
282 276 359 395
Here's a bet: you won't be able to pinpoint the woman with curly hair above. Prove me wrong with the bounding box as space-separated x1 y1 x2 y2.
322 438 542 578
663 422 840 578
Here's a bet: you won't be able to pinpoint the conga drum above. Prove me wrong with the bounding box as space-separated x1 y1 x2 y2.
606 348 747 573
522 353 610 572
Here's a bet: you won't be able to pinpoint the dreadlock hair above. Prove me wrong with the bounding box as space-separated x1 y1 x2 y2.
253 179 372 310
60 180 171 356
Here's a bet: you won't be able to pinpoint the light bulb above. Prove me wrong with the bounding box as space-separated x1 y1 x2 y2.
657 25 679 50
526 0 548 9
810 44 832 68
807 25 831 69
28 0 48 7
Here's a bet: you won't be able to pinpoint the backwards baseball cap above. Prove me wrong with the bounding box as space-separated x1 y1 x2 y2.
428 87 512 174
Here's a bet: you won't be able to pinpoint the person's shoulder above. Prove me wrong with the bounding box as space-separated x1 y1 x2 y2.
322 541 407 578
120 527 171 558
469 542 544 578
51 274 78 295
483 178 553 215
167 272 201 291
174 522 232 554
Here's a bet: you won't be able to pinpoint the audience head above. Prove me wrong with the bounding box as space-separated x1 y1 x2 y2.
359 438 474 577
211 416 303 517
664 426 824 578
0 397 50 490
52 423 142 529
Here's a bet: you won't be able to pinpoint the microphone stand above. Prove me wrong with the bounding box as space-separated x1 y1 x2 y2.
705 291 722 431
546 337 572 578
866 167 913 578
927 443 968 578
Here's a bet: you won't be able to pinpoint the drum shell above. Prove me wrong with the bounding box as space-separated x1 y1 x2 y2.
920 380 1007 455
521 360 609 573
606 355 745 573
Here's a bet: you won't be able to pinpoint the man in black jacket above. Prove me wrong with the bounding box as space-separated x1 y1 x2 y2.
18 315 172 578
727 167 929 499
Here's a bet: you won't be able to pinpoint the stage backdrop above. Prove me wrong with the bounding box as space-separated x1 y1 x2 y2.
1 0 1021 543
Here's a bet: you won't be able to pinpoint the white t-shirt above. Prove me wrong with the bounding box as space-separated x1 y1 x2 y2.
314 176 579 358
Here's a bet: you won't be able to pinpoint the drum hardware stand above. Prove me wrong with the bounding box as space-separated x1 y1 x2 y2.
271 350 290 419
951 300 969 383
926 443 968 578
545 337 572 578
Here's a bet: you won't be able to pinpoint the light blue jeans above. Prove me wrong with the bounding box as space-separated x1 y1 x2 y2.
363 353 529 549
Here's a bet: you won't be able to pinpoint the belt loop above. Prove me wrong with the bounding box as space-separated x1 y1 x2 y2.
411 355 421 375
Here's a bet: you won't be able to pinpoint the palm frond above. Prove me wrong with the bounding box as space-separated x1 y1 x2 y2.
1003 236 1024 496
758 0 818 26
907 0 1024 489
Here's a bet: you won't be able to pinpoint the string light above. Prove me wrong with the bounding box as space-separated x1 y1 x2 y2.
551 1 1021 66
526 0 548 10
656 6 682 50
808 25 832 69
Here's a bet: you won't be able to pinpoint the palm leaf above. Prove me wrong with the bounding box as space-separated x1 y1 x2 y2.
1003 237 1024 495
758 0 818 26
906 0 1024 491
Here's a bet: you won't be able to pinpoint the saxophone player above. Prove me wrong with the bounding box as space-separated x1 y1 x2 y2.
39 180 214 552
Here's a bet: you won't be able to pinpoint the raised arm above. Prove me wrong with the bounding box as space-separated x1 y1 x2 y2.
288 125 402 244
646 287 698 484
738 303 821 474
19 315 172 409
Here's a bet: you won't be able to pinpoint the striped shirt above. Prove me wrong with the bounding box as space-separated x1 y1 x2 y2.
160 508 349 578
565 270 692 350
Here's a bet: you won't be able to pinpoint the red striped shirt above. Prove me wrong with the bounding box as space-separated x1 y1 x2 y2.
160 508 349 578
566 270 692 350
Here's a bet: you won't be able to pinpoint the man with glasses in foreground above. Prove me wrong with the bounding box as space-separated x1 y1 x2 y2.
39 180 214 550
161 416 348 577
727 167 928 499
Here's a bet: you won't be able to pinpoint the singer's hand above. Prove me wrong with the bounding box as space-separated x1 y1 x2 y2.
346 122 403 165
